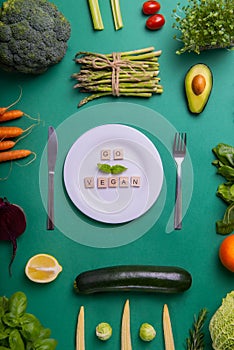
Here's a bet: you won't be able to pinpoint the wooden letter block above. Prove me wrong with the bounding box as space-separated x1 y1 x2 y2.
101 149 111 160
84 177 94 188
114 148 124 160
108 177 118 188
131 176 141 187
97 177 108 188
119 177 129 188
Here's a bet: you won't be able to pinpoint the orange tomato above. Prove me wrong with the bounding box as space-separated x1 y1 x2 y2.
219 234 234 272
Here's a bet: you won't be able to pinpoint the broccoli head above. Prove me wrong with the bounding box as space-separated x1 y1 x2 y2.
0 0 71 74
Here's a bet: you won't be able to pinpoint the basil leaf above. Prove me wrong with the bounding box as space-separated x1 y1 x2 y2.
34 338 57 350
37 328 51 340
0 330 9 341
2 313 20 328
9 329 25 350
97 163 112 173
0 297 8 318
111 164 127 174
20 313 42 341
8 292 27 317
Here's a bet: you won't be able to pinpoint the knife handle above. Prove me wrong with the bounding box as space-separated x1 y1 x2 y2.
47 171 55 230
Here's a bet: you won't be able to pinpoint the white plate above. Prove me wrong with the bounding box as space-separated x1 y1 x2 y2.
63 124 163 224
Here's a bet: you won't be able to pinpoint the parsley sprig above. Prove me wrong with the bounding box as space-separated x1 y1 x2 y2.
172 0 234 54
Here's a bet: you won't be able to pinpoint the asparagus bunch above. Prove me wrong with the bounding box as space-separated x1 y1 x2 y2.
72 47 163 107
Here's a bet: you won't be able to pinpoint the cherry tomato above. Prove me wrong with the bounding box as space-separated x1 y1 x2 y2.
142 1 161 15
146 14 165 30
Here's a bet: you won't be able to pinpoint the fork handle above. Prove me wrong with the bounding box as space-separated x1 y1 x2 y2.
174 164 182 230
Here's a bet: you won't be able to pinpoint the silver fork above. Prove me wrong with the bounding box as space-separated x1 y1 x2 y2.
173 132 187 230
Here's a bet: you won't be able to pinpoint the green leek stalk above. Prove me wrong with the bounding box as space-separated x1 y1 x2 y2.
111 0 123 30
88 0 104 30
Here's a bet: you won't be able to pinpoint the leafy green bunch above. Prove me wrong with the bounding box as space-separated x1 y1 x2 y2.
172 0 234 54
212 143 234 235
0 291 57 350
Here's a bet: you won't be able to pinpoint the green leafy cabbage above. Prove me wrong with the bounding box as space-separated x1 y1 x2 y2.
209 291 234 350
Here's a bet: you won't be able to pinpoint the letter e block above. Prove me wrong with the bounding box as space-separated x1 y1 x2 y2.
97 177 108 188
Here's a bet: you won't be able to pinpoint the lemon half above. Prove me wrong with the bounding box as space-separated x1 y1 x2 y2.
25 253 62 283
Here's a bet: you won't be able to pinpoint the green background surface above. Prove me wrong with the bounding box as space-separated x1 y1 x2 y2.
0 0 233 349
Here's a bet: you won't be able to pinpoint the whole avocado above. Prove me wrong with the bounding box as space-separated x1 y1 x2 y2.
0 0 71 74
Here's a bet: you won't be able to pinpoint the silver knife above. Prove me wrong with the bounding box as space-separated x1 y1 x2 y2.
163 304 175 350
47 126 58 230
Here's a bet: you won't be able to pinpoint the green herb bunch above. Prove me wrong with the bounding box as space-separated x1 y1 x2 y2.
0 291 57 350
212 143 234 234
172 0 234 54
186 308 208 350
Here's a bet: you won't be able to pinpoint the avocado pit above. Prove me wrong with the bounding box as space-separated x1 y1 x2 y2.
192 74 206 96
185 63 213 114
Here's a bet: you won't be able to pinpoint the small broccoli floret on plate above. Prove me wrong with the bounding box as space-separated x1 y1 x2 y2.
0 0 71 74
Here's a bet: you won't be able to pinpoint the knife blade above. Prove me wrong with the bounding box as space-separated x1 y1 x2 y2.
47 126 58 230
163 304 175 350
76 306 85 350
121 299 132 350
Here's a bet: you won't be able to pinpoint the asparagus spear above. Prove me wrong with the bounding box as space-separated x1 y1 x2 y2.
72 47 163 107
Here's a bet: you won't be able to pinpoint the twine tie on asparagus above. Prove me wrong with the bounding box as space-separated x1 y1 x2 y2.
92 52 146 96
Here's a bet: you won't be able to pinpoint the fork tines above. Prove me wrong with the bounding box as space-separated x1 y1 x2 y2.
173 132 187 155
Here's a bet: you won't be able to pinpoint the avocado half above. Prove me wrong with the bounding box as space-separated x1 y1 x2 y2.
185 63 213 114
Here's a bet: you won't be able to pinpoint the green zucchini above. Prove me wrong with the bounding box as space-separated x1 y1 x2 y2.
74 265 192 294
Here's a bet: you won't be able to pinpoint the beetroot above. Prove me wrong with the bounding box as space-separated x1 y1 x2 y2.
0 197 26 275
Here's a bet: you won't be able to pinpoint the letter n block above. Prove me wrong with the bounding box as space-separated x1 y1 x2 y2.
131 176 141 187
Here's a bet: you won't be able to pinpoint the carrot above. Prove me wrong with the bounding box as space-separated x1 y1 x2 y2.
0 110 39 123
0 125 35 139
0 87 22 116
0 110 24 122
0 140 16 151
0 126 24 138
0 149 32 163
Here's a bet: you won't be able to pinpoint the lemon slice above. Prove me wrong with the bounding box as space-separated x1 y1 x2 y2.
25 253 62 283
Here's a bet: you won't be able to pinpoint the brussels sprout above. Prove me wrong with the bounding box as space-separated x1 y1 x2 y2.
96 322 112 341
139 323 156 342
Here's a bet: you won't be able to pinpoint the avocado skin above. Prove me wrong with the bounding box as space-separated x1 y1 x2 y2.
185 63 213 114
